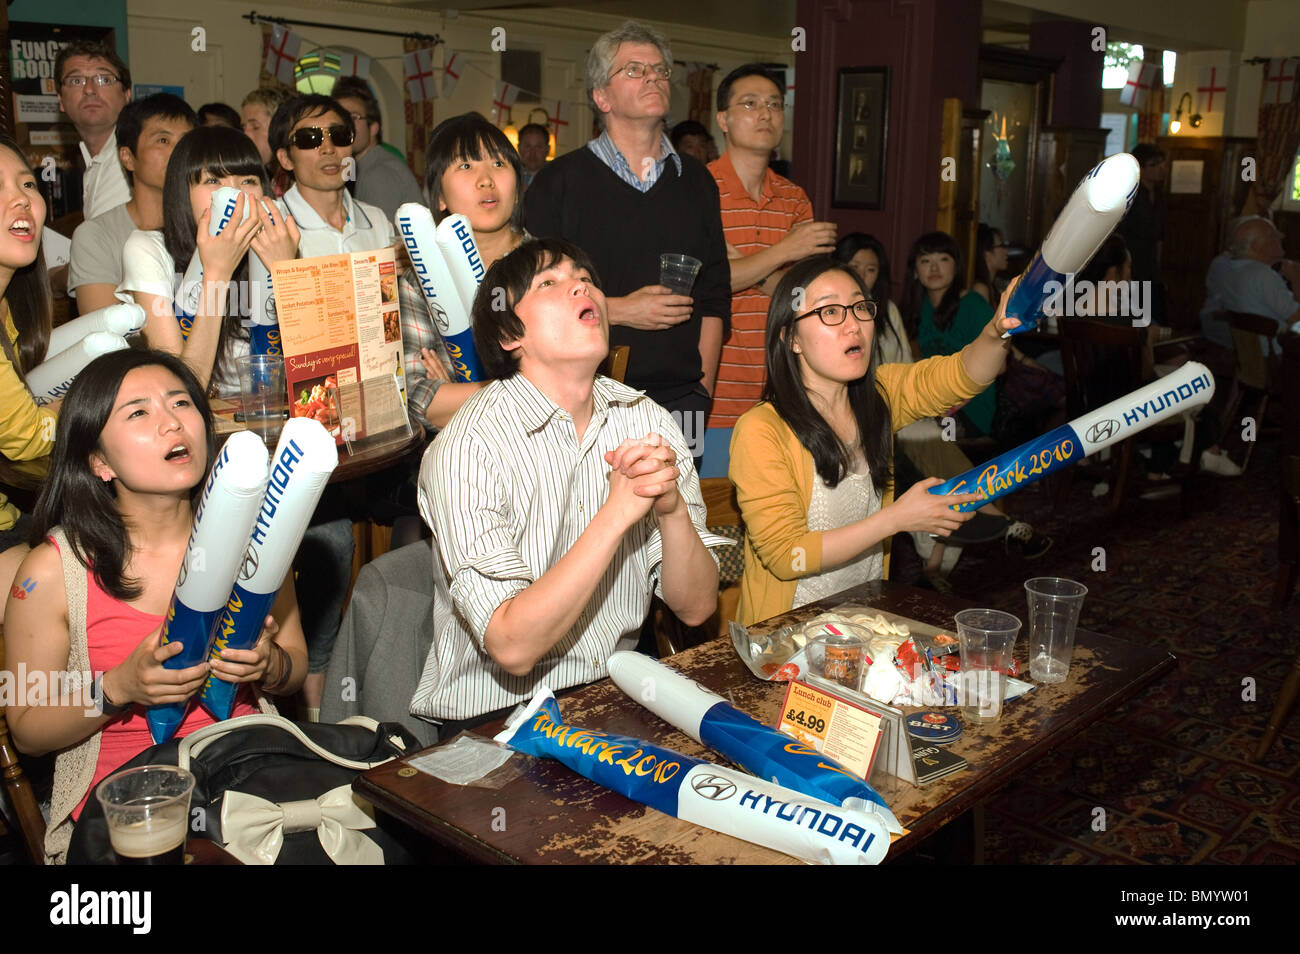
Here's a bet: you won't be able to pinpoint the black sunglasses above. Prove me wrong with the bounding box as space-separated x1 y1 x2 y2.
289 125 355 150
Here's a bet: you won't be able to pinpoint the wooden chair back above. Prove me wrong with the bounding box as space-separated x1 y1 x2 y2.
0 624 47 863
603 345 630 383
1225 310 1279 392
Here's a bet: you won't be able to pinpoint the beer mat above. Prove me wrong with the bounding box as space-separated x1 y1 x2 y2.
909 736 968 785
904 710 963 744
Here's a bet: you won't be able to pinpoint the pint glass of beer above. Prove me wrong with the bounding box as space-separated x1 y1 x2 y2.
96 765 195 865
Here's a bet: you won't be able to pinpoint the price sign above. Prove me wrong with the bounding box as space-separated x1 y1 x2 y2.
776 680 884 780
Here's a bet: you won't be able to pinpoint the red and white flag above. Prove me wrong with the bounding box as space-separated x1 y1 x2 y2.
1261 57 1299 107
442 50 463 98
492 80 520 123
264 24 301 86
1119 61 1158 108
1195 66 1227 113
546 99 570 138
403 48 438 103
339 53 371 80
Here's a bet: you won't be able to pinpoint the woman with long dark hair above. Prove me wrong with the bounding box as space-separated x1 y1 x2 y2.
120 125 299 394
3 348 306 863
405 112 530 432
729 256 1019 624
0 134 57 613
971 222 1008 304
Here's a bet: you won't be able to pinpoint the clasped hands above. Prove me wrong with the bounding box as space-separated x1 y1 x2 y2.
604 432 683 527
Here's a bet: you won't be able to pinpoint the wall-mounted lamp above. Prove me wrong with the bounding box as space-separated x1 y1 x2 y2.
1170 92 1202 134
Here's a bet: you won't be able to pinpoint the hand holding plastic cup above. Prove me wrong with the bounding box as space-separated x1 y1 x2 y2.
236 354 287 444
954 608 1021 723
659 253 702 297
96 765 195 865
1024 577 1088 683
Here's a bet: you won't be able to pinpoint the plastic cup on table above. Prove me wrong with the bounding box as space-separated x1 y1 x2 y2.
659 253 702 296
954 608 1021 723
1024 577 1088 684
96 765 195 865
236 354 286 445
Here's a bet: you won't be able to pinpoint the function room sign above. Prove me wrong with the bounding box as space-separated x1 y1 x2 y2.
9 22 117 219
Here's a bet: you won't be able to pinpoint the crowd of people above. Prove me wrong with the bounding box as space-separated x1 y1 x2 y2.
1 23 1295 864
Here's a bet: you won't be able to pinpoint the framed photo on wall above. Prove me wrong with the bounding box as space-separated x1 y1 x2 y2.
833 67 889 209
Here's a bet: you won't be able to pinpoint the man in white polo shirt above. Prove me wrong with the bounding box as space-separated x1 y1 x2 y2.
55 40 132 220
268 93 396 717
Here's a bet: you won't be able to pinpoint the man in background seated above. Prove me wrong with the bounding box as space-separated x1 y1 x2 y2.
516 122 550 189
669 119 717 165
330 76 424 222
1197 216 1299 477
69 94 196 313
413 238 722 734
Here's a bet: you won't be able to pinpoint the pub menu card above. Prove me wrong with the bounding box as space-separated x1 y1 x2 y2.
271 248 405 445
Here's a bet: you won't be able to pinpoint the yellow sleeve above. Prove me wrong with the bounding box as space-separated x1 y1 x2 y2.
730 407 823 581
878 352 985 431
0 346 56 462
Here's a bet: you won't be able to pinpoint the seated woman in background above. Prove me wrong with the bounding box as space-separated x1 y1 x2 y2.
3 349 306 864
120 125 300 395
970 222 1009 305
729 256 1022 626
0 134 58 619
403 112 529 434
834 232 911 365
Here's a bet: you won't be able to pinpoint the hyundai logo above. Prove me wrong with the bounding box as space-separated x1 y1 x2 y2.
1086 419 1119 443
690 774 737 801
239 546 259 581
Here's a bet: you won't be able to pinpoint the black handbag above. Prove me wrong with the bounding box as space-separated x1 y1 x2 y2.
69 714 421 865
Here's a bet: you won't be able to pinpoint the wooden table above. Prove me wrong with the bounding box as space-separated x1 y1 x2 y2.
355 582 1175 864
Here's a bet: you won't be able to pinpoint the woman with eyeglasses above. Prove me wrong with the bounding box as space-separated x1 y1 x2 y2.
971 223 1009 305
729 256 1019 625
120 125 300 394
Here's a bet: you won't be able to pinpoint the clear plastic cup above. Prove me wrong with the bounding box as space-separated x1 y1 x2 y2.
659 253 702 296
954 608 1021 723
96 765 195 865
1024 577 1088 683
236 354 286 444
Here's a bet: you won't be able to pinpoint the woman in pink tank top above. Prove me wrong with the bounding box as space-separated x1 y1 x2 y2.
3 348 307 820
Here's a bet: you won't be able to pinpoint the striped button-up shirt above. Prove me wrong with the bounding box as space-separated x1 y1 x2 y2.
413 372 727 721
587 130 682 193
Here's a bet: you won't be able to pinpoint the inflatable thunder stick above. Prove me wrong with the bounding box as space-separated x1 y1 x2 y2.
394 203 484 382
46 302 145 356
607 652 902 835
28 332 129 406
147 431 270 743
496 688 889 865
199 418 337 719
1002 153 1140 338
929 361 1215 512
433 213 486 317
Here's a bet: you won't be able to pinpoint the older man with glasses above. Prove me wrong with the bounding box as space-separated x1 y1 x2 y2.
524 20 730 473
55 40 133 220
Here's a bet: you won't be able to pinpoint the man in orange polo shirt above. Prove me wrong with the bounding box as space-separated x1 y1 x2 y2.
702 64 837 477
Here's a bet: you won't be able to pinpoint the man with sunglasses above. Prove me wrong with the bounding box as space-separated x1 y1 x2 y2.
55 40 133 220
524 21 730 473
269 93 395 259
267 94 396 720
701 64 836 479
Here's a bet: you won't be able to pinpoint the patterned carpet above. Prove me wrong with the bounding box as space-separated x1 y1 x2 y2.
900 440 1300 865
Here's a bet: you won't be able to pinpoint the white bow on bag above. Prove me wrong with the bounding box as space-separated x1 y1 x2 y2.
177 714 405 866
220 786 382 865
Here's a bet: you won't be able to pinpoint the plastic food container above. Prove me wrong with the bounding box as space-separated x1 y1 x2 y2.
806 624 872 691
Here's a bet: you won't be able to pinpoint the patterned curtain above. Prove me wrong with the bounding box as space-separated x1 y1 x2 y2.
685 63 716 125
1248 74 1300 213
402 38 436 189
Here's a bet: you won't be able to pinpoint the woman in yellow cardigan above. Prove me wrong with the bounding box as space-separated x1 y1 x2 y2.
0 134 57 620
729 256 1020 626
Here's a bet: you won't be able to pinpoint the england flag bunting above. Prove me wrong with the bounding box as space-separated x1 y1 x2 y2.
404 47 438 103
264 24 302 86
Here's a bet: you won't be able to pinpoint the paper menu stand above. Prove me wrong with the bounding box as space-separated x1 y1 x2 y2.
337 373 413 456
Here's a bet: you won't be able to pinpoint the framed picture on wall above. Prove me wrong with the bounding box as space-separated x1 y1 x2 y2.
833 67 889 209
